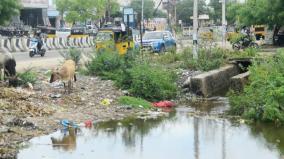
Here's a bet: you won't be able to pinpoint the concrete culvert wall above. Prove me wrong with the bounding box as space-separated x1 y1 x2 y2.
230 71 250 92
189 65 241 97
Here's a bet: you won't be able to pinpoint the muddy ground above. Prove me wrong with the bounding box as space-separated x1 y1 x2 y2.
0 69 164 158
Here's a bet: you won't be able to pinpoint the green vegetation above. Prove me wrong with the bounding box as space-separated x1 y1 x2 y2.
0 0 21 25
229 50 284 124
118 96 152 109
176 0 208 24
180 47 226 71
17 70 37 86
60 48 82 66
127 64 177 101
86 50 177 101
56 0 118 23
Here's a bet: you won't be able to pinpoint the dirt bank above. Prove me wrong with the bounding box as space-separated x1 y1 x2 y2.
0 69 157 158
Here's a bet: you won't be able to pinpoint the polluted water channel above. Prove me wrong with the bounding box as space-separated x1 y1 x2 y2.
18 98 284 159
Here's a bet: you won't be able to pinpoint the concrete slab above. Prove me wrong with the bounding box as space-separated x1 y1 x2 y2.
230 71 250 92
190 65 241 97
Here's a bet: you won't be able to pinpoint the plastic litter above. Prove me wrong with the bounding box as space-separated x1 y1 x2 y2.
60 119 78 129
152 101 175 108
100 98 111 106
84 120 92 128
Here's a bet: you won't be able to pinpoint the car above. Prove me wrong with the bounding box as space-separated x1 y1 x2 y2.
141 31 176 53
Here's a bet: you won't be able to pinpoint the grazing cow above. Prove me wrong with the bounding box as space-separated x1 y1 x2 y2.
0 52 17 86
50 59 77 93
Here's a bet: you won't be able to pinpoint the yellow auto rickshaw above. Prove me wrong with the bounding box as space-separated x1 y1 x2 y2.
95 26 134 55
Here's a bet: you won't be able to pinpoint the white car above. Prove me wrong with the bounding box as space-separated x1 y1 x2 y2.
56 28 71 38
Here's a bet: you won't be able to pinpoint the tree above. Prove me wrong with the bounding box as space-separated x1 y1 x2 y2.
208 0 222 24
56 0 107 24
130 0 155 19
176 0 208 25
0 0 21 25
228 0 284 43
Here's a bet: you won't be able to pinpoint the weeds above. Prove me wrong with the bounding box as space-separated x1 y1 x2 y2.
17 70 37 86
228 50 284 125
118 96 152 109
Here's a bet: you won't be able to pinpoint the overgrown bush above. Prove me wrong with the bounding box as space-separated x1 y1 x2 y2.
127 64 177 101
86 50 177 101
181 47 226 71
17 70 37 86
118 96 152 109
86 50 125 80
229 50 284 124
156 52 182 64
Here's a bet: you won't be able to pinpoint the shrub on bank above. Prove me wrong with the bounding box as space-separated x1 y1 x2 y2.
127 64 177 101
229 50 284 124
181 47 226 71
86 50 177 101
86 50 125 80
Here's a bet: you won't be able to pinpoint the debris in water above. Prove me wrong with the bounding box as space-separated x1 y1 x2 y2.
84 120 92 128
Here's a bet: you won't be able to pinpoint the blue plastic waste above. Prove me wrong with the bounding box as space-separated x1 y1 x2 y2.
60 119 78 129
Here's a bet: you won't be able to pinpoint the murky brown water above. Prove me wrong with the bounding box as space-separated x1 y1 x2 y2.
18 98 284 159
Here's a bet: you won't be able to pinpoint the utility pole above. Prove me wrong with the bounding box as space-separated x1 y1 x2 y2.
192 0 198 59
142 0 144 32
221 0 226 48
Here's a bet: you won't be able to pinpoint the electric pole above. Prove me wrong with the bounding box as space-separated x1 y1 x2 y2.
221 0 226 48
192 0 198 59
142 0 144 32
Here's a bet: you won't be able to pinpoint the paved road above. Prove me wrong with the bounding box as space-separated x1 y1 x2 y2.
14 48 93 72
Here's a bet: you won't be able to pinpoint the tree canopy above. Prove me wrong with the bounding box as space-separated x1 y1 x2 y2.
176 0 208 24
129 0 155 19
227 0 284 28
0 0 21 25
56 0 119 23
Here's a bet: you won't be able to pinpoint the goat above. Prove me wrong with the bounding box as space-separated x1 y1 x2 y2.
0 52 17 86
50 59 77 94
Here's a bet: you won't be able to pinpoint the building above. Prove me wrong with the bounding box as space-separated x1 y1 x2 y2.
47 0 60 28
20 0 49 27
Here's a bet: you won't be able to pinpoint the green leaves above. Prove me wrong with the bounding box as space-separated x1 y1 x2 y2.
0 0 21 25
229 50 284 124
229 0 284 28
56 0 117 23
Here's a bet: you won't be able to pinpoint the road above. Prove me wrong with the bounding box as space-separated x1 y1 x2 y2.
14 48 93 72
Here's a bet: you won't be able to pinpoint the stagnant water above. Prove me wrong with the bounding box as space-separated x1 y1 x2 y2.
18 98 284 159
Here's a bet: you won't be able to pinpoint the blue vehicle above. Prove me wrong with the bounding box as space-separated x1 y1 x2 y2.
142 31 176 53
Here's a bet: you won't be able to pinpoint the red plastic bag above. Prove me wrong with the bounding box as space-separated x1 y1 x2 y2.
152 101 175 108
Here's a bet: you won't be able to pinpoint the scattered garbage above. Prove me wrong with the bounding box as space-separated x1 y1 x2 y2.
7 118 36 129
84 120 92 128
49 93 62 98
50 81 64 89
100 98 111 106
152 101 175 108
60 119 78 129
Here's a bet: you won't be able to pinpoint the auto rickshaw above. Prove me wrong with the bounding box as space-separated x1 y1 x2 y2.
37 26 56 38
69 26 89 38
253 25 266 40
95 26 134 55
